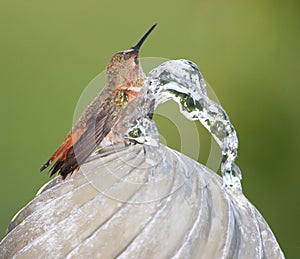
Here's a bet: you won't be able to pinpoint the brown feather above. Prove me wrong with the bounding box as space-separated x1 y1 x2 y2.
42 103 117 179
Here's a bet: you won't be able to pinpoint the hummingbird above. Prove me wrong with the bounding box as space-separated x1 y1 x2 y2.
40 24 157 179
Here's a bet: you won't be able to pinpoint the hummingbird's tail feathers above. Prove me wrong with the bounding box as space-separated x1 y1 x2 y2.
40 147 66 173
41 106 116 179
50 159 65 177
40 145 80 179
49 147 79 179
40 159 51 172
40 127 85 173
40 134 72 172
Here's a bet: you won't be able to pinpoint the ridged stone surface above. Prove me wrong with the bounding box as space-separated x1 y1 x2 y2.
0 144 284 258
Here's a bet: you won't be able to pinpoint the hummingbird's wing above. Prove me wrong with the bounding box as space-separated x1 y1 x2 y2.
41 104 117 179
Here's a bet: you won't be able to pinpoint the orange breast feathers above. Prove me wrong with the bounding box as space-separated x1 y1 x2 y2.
125 89 139 103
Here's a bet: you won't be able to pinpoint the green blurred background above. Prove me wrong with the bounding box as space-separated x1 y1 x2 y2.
0 0 299 257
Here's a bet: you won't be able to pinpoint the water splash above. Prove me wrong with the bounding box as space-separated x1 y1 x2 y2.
113 60 242 190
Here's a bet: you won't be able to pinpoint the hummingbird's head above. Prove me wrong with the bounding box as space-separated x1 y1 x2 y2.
106 49 143 88
106 24 157 88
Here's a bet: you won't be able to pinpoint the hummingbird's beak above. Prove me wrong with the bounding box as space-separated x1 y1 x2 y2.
132 24 157 52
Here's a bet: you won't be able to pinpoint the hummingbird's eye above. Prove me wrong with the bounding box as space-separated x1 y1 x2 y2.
134 56 139 65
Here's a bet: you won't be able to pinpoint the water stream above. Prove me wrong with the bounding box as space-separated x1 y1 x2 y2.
113 59 242 190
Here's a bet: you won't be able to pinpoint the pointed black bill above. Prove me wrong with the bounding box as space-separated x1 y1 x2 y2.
132 24 157 51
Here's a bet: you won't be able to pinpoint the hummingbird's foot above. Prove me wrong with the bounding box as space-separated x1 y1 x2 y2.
124 138 139 146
